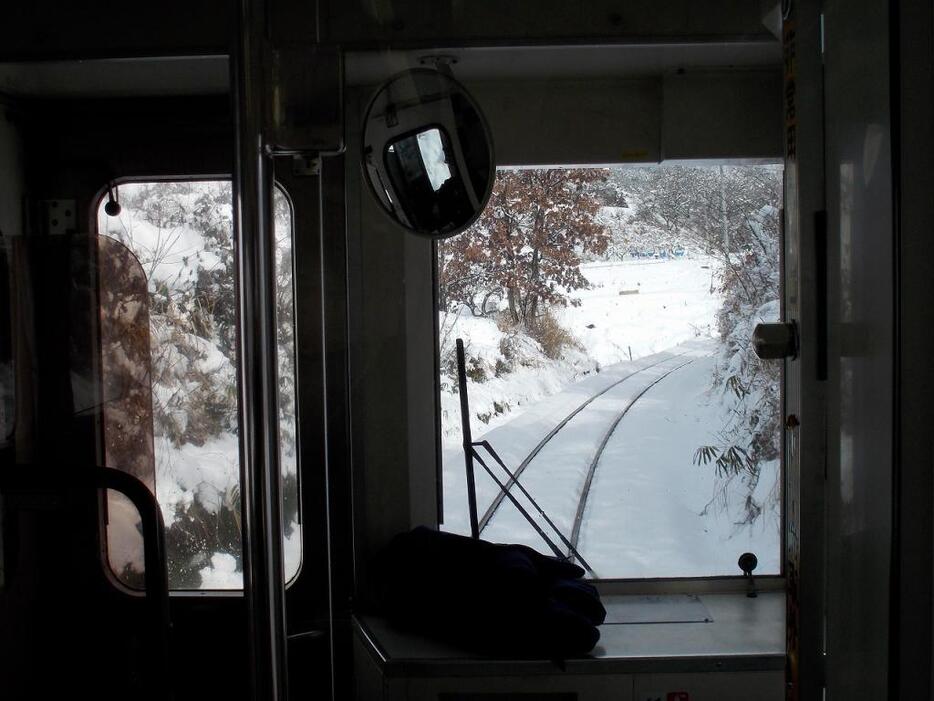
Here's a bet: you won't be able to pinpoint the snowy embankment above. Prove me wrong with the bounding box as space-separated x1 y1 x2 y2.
100 185 299 589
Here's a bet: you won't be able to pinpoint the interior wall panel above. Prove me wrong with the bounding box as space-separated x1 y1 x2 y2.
662 70 782 161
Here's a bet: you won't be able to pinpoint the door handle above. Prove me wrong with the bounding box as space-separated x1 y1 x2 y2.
753 321 799 360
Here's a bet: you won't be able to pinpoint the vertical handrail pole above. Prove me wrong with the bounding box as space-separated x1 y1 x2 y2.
232 0 289 699
456 338 480 538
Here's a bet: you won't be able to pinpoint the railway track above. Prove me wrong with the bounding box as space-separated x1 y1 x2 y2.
477 349 696 534
477 350 704 574
564 357 698 566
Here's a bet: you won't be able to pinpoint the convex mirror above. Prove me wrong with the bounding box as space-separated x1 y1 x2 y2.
362 68 495 239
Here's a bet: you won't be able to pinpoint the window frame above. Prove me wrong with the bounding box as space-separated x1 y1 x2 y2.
431 161 787 591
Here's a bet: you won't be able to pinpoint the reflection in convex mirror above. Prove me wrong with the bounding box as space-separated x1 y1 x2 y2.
362 68 495 239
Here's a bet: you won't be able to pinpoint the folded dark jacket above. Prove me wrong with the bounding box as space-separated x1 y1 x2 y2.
373 526 606 658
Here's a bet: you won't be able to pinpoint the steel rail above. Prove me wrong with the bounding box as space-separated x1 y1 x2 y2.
478 350 693 533
566 357 701 569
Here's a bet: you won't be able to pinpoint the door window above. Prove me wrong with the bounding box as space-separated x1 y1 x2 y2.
97 180 301 590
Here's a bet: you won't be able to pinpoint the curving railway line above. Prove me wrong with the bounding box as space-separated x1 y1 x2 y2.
476 344 712 575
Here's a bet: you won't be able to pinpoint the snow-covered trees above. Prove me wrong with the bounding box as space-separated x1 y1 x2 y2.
439 169 610 327
114 182 239 449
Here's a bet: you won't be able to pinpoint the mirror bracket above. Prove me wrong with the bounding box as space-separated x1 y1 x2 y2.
417 54 459 76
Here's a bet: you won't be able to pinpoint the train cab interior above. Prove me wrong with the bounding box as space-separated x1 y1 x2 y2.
1 1 932 700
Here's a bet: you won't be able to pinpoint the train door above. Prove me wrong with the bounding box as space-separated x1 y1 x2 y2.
0 59 343 700
820 0 932 697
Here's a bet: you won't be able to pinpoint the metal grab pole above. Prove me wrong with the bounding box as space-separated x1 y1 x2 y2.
232 0 289 698
456 338 480 538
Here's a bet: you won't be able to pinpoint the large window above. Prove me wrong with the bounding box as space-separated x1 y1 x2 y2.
97 180 300 590
437 165 782 579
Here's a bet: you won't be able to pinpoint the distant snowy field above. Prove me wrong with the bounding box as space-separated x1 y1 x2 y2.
556 258 721 367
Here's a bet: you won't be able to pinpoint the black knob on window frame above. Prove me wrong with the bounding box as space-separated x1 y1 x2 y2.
104 183 122 217
738 552 758 598
738 552 758 575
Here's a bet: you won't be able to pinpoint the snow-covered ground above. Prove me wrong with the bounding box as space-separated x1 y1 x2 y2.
442 345 780 578
439 257 721 447
555 258 721 367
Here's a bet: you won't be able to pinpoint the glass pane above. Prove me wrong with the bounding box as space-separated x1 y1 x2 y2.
98 234 157 588
98 181 301 589
273 189 302 581
438 164 782 579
